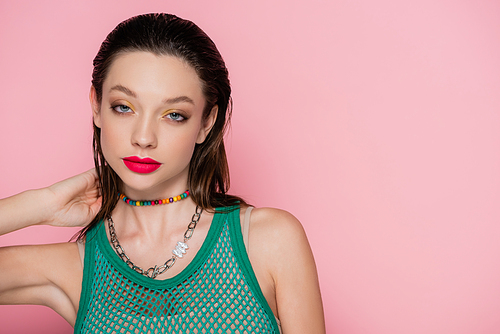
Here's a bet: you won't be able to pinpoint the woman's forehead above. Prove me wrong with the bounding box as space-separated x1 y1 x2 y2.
103 51 205 105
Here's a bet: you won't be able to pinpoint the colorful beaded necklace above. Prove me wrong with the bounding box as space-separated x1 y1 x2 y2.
119 190 190 206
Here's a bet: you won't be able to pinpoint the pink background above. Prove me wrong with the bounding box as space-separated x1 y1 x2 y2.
1 0 499 333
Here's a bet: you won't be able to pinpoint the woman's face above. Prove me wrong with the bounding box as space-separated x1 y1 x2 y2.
92 51 216 197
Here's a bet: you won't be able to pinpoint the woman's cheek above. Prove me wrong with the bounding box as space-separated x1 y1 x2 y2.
100 125 124 165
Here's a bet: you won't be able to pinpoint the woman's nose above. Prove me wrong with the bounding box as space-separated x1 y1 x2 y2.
131 115 158 149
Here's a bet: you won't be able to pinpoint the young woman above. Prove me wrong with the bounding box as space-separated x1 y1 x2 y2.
0 13 325 333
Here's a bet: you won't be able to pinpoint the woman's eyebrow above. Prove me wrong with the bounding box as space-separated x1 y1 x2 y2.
163 96 195 105
109 85 194 105
109 85 136 98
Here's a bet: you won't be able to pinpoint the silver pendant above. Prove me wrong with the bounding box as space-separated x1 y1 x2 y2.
172 241 189 258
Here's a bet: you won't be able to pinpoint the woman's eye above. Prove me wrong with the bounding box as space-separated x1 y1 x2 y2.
112 105 132 114
166 112 186 122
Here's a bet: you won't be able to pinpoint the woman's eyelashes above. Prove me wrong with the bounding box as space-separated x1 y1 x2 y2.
111 104 133 114
164 111 187 122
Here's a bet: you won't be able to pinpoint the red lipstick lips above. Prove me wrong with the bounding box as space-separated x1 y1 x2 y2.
123 156 161 174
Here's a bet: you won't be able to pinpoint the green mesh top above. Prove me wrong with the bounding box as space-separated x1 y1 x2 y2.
74 206 281 333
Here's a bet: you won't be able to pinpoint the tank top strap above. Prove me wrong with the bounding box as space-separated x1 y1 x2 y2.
242 206 253 252
74 222 100 332
76 239 85 268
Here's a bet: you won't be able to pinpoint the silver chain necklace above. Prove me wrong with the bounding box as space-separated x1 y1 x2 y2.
107 206 202 279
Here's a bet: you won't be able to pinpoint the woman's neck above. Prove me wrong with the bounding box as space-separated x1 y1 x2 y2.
105 195 212 278
111 195 198 243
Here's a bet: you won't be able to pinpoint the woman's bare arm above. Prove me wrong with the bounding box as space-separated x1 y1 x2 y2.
249 208 326 334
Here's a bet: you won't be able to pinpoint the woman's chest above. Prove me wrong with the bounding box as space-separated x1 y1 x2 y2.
77 227 279 333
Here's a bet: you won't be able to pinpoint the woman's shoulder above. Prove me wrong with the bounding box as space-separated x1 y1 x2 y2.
242 206 311 255
247 206 303 230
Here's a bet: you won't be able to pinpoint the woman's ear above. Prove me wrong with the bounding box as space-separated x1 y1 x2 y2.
90 86 101 128
196 105 218 144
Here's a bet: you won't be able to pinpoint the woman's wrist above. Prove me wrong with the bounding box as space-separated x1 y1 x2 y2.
28 188 59 227
17 188 57 227
0 188 54 235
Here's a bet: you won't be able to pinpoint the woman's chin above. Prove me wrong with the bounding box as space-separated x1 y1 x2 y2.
120 178 187 198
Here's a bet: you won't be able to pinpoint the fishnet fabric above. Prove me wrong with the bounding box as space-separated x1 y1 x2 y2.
79 224 278 333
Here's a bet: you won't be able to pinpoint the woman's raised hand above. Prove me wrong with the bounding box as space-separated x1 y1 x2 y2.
0 170 102 235
46 169 102 228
